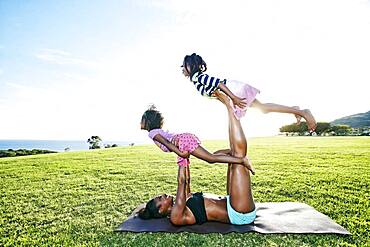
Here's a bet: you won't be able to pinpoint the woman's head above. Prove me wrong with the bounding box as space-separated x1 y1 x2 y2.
138 194 174 220
182 53 207 78
140 105 164 131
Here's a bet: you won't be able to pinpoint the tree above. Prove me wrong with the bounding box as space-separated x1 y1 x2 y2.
280 122 331 135
279 122 308 135
87 136 102 149
104 143 118 148
0 150 16 158
313 122 331 135
329 125 351 136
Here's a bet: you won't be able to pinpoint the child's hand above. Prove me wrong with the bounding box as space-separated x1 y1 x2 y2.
171 136 179 147
232 96 247 109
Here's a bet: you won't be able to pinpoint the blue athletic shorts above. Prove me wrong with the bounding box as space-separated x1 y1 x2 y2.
226 195 256 225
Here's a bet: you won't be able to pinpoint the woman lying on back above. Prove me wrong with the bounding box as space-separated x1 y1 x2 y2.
139 91 256 225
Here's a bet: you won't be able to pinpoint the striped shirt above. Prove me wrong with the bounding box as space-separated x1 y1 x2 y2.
191 72 227 97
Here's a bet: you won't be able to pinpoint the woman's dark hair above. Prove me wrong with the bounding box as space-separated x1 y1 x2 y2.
138 198 165 220
183 53 207 78
141 105 164 131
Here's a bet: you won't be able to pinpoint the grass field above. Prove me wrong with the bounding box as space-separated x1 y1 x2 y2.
1 137 369 246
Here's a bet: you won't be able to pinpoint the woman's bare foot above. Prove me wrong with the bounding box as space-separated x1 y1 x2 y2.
293 106 302 125
302 109 317 132
243 156 255 175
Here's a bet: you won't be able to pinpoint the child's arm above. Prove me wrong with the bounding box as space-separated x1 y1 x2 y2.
153 134 190 158
218 83 247 108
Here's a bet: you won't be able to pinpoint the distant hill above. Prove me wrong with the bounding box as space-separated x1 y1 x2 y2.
331 111 370 128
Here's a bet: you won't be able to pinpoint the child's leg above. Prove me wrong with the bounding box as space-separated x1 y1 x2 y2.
191 146 255 174
191 146 242 164
213 149 231 155
250 99 317 131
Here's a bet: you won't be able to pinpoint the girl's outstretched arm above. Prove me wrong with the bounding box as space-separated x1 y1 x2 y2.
153 134 190 158
218 83 247 108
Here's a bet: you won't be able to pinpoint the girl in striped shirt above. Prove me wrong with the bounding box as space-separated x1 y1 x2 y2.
182 53 317 132
141 105 254 174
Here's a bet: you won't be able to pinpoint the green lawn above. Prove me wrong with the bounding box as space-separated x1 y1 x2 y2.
1 137 369 246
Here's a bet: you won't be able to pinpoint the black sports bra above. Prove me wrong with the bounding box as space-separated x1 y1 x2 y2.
186 192 207 224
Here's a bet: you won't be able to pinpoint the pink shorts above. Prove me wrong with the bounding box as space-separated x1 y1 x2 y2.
227 80 260 120
174 133 201 166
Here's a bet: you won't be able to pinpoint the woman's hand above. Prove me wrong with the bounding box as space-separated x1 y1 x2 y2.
232 96 247 109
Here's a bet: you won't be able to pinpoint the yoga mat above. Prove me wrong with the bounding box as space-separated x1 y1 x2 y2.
115 202 350 234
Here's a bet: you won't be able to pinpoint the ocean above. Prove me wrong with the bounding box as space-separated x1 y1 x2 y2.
0 140 131 152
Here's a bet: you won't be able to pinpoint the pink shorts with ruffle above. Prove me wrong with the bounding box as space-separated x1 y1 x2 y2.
227 80 260 120
174 133 201 166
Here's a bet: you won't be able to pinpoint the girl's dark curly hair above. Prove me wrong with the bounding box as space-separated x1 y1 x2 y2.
141 105 164 131
138 198 165 219
183 53 207 78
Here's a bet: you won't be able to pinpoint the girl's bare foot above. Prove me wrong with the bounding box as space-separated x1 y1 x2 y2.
243 156 255 175
293 106 302 125
302 109 317 132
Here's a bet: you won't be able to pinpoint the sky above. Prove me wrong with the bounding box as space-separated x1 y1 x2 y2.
0 0 369 143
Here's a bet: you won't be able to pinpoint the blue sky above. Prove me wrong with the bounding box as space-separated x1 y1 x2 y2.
0 1 166 89
1 0 369 142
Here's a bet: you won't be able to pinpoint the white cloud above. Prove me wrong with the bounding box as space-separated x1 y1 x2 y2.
35 48 99 68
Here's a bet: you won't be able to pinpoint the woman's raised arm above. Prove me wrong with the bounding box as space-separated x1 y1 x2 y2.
185 165 191 195
170 165 189 225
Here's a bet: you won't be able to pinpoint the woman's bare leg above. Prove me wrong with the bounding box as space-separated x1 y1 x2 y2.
227 106 255 212
251 99 317 131
227 121 233 195
216 91 241 196
215 91 255 212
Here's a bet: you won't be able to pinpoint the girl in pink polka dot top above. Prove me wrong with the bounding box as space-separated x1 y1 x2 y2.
141 105 254 174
